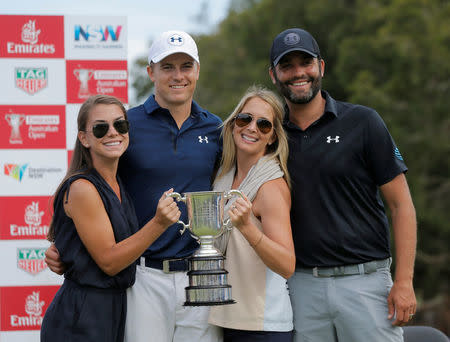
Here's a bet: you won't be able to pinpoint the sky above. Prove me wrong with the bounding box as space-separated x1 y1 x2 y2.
2 0 232 101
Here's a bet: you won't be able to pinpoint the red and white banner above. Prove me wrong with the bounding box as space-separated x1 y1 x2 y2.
0 14 127 340
0 286 60 331
0 16 64 59
66 60 128 103
0 196 52 240
0 105 66 149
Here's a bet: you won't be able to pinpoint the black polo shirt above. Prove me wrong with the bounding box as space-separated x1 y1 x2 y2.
284 91 407 267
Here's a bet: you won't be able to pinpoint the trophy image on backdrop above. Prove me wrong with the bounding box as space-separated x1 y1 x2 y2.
5 113 26 144
73 68 94 99
167 190 244 306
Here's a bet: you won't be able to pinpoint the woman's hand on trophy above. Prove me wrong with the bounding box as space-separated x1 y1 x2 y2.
154 189 181 229
228 195 253 231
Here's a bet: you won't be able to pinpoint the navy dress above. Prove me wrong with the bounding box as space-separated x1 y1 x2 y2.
41 169 139 342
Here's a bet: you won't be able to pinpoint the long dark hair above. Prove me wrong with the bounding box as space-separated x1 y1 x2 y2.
47 95 127 241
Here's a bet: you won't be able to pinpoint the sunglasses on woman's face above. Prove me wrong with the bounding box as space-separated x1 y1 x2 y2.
89 119 130 138
233 113 273 134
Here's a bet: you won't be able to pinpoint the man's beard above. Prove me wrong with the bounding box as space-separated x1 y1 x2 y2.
273 69 322 105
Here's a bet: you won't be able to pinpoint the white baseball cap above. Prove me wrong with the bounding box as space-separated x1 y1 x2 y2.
148 30 199 64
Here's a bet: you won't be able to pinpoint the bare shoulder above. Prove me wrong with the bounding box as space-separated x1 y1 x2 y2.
67 178 99 200
257 178 290 202
64 178 102 217
253 178 291 216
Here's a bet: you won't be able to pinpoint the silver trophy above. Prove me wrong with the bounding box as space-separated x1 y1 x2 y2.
167 190 243 306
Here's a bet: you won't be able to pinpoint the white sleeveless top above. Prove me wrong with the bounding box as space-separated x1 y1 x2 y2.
209 156 293 331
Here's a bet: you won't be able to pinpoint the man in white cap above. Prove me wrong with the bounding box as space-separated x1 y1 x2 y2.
45 30 223 342
119 30 223 342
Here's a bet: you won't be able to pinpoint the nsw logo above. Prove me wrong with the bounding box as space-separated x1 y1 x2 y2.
74 25 122 42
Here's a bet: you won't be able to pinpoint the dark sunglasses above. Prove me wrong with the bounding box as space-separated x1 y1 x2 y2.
233 113 273 134
89 119 130 138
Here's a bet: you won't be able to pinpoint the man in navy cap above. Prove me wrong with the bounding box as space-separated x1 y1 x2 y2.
269 28 417 341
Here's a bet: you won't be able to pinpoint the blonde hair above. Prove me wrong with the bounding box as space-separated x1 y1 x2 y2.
215 85 290 187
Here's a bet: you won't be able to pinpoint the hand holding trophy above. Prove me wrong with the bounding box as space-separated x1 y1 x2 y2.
167 190 243 306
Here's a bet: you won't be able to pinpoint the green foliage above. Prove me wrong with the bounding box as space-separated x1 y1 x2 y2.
131 0 449 331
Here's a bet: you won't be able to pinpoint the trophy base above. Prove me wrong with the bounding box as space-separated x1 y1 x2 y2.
187 269 228 286
184 285 235 307
189 255 224 271
183 300 236 307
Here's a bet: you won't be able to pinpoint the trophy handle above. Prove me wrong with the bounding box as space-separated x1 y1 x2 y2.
165 192 189 235
223 190 245 229
224 189 244 200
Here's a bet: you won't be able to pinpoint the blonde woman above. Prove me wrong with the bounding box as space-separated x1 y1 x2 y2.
209 86 295 341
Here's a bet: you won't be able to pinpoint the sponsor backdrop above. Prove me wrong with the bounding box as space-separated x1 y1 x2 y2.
0 15 127 341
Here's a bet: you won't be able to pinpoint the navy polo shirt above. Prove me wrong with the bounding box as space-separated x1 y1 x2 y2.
118 95 222 260
285 91 407 267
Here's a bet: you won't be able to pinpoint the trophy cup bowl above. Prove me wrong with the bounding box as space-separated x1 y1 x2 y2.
167 190 243 306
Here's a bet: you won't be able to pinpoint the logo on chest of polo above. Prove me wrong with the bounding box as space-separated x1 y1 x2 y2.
198 136 208 143
326 136 340 143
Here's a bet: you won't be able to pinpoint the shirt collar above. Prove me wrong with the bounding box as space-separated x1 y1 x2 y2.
283 90 339 128
143 95 207 118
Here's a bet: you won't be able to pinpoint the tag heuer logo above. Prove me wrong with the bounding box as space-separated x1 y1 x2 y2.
17 248 47 275
15 67 48 95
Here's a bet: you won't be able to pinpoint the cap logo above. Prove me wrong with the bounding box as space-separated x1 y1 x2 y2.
168 34 184 46
284 33 300 46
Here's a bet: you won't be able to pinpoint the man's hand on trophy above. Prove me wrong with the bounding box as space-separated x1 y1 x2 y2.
154 189 181 229
228 195 252 231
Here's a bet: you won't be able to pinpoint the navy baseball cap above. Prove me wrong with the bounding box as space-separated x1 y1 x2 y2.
270 28 321 66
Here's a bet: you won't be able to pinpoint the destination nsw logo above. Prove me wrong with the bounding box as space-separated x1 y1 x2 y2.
7 19 56 55
4 163 28 181
74 24 122 42
3 162 63 181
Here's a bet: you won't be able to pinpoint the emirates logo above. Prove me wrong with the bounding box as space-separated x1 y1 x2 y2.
21 20 41 44
25 292 45 316
25 202 44 226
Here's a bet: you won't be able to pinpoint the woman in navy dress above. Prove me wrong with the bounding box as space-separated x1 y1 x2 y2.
40 95 180 342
